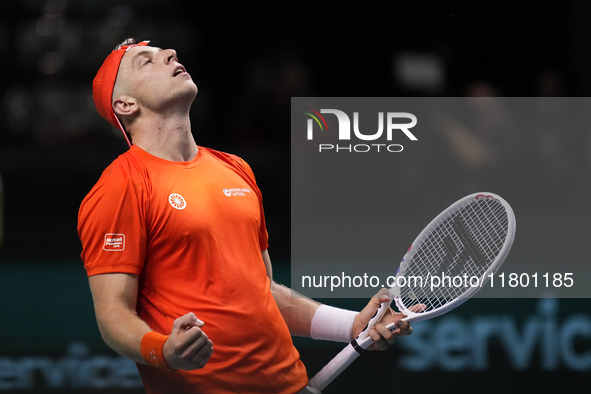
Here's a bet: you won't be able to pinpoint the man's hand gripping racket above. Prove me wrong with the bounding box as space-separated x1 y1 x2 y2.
308 192 516 391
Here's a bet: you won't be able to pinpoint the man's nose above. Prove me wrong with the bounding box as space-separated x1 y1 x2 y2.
163 49 178 64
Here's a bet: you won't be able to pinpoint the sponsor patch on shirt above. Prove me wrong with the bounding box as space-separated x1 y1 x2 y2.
223 188 251 197
103 233 125 251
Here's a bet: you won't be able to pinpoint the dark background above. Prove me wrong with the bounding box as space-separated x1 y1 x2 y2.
0 1 590 393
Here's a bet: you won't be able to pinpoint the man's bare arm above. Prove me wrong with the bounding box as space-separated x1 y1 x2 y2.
88 273 213 369
262 250 414 349
262 249 320 337
89 273 151 362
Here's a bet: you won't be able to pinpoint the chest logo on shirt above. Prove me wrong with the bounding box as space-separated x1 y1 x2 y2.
169 193 187 210
223 188 251 197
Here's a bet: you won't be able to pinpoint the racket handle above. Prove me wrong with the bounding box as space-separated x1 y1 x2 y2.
309 316 411 391
356 297 393 342
309 301 406 391
308 343 363 391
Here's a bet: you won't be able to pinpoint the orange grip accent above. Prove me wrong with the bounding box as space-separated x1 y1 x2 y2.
141 331 172 370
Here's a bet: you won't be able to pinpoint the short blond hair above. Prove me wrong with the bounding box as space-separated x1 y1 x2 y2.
114 37 140 51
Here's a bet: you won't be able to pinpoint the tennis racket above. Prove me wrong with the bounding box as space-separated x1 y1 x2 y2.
308 192 516 391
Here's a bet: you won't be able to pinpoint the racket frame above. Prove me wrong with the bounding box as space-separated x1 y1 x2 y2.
308 192 516 391
390 192 515 326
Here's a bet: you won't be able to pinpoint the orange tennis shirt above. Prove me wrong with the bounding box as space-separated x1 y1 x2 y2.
78 145 308 393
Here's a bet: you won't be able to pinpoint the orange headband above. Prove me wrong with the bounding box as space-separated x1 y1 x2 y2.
92 40 150 147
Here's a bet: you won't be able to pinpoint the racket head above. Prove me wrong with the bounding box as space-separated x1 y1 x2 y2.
391 192 516 323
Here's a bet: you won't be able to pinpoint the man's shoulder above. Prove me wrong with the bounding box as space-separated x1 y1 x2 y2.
99 148 146 181
81 150 147 204
79 150 147 219
201 146 262 189
200 146 244 167
199 146 256 177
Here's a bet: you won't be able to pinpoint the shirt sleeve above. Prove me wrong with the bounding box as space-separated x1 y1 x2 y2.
77 159 147 277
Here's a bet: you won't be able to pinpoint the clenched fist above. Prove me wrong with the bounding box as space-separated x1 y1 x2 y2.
163 312 214 370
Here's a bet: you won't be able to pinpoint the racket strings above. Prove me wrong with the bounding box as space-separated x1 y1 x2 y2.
462 201 508 261
398 199 509 312
409 213 486 303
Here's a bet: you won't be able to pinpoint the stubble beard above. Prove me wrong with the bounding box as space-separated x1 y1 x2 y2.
140 80 198 115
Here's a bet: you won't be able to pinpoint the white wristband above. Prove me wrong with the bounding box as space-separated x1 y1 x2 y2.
310 304 358 343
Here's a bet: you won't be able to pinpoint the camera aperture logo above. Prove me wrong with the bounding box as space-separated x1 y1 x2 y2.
302 107 417 153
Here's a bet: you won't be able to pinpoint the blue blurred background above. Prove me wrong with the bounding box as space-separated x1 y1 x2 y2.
0 1 590 393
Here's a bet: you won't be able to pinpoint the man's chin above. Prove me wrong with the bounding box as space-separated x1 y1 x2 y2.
172 85 198 105
185 82 198 99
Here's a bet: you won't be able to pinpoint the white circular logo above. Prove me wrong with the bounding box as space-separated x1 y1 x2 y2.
223 189 232 197
169 193 186 210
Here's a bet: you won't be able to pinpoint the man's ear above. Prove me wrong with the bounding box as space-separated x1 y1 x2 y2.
112 96 139 118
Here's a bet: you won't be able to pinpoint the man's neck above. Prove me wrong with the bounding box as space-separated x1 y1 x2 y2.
128 112 198 162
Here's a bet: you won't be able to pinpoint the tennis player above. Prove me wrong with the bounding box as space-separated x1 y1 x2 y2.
78 39 414 394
